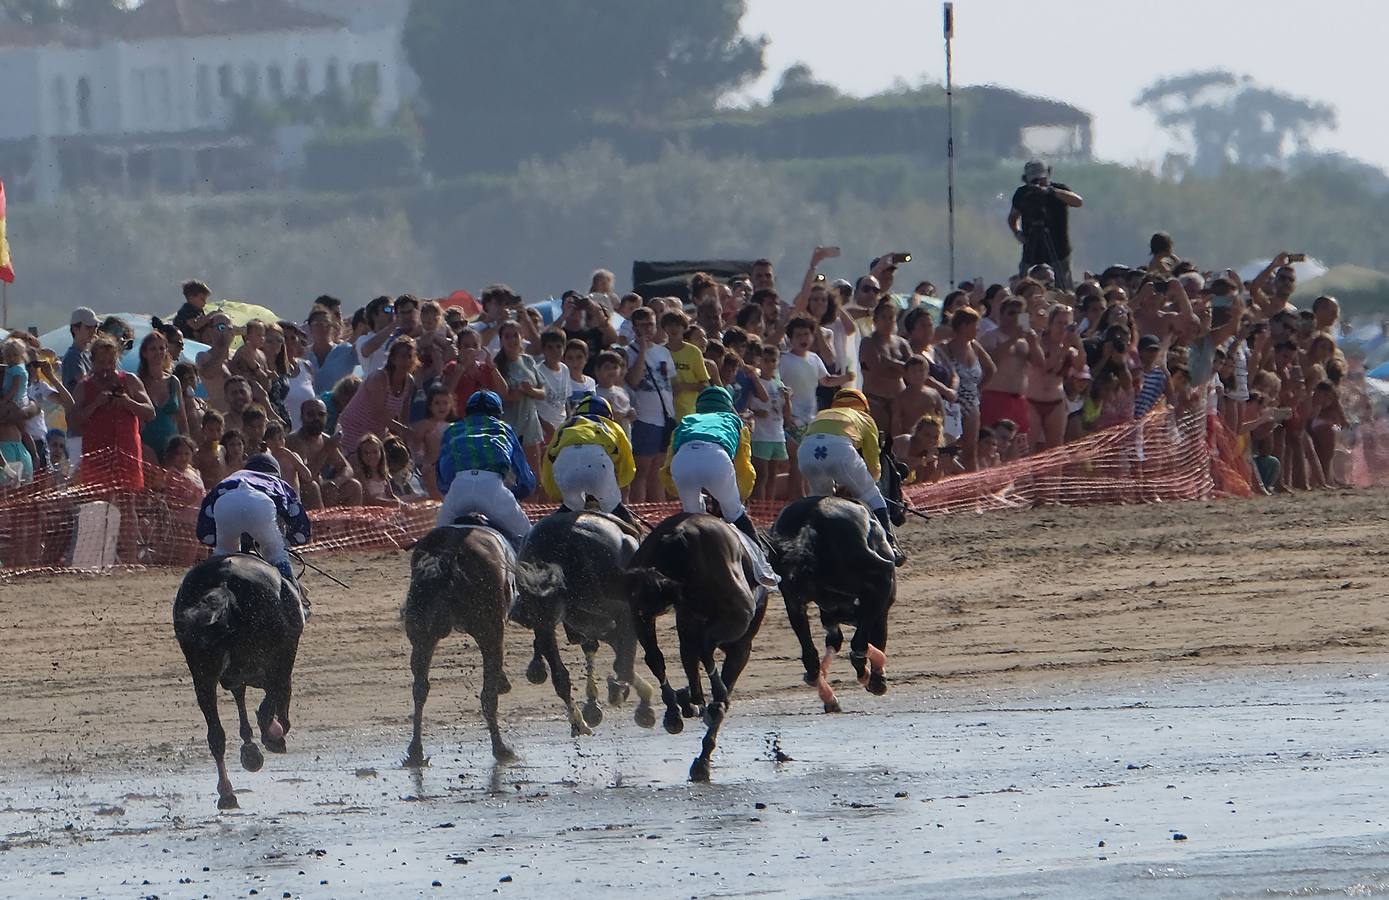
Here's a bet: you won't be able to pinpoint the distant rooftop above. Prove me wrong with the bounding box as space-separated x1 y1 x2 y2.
0 0 345 47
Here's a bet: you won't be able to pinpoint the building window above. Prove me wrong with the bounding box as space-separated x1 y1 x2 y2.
241 63 260 100
325 59 341 94
135 69 150 123
196 65 212 119
267 64 284 99
218 64 234 99
76 76 92 130
350 62 381 101
157 68 172 123
294 60 310 96
52 75 70 132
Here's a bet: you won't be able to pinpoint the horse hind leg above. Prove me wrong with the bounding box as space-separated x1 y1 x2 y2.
782 589 821 687
580 639 604 728
819 624 845 714
188 656 237 810
537 628 591 737
478 630 516 763
403 636 440 768
635 611 682 735
232 685 264 773
525 633 549 685
614 635 656 728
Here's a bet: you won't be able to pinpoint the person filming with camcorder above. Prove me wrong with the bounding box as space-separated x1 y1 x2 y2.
1008 159 1083 291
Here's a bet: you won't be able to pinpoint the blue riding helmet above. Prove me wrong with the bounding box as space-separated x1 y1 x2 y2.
466 389 504 418
243 452 281 476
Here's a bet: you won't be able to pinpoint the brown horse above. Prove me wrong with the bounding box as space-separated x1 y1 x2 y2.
625 512 768 782
401 518 515 767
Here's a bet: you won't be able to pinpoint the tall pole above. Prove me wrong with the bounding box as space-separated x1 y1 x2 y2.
944 2 956 288
2 282 7 331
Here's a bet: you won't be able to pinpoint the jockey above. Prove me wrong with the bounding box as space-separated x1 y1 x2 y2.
540 394 641 527
197 452 313 597
799 387 907 566
436 389 536 547
661 385 778 586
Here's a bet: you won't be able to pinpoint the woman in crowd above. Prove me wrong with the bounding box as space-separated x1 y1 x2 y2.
261 323 292 427
804 283 858 411
943 307 995 470
337 337 418 455
1027 304 1080 452
277 321 317 432
494 319 546 473
136 331 189 464
859 299 912 433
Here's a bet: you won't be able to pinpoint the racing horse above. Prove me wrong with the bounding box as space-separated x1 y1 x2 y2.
173 553 305 810
401 517 516 767
769 439 908 712
625 512 768 782
513 510 657 735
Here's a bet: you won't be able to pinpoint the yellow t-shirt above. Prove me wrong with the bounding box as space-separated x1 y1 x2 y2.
670 341 710 419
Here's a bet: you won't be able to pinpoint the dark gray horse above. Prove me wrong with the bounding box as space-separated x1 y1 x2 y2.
626 512 768 782
401 518 515 767
513 510 657 735
769 440 906 712
173 553 304 810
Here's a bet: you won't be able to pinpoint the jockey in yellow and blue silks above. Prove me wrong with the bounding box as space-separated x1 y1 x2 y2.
540 394 639 526
436 390 536 547
800 387 905 565
660 385 777 586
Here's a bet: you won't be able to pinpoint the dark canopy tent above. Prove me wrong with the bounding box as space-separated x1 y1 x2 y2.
631 260 757 304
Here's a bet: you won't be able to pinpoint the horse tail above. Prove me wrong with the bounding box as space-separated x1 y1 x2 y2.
510 560 566 628
774 520 820 583
174 585 234 654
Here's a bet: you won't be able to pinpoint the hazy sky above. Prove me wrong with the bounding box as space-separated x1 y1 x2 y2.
742 0 1382 172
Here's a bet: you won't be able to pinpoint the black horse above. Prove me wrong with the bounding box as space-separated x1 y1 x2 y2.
173 553 305 810
513 510 657 735
626 512 768 782
401 518 516 767
769 439 907 712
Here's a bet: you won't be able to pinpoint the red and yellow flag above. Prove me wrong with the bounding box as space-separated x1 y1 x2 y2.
0 179 13 283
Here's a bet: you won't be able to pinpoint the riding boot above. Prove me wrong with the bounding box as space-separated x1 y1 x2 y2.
274 559 311 620
556 504 574 513
611 502 643 530
871 507 907 567
732 514 780 588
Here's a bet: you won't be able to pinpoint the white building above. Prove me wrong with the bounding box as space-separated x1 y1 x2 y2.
0 0 405 200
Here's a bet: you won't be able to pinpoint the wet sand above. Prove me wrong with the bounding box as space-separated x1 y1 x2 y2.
4 488 1389 896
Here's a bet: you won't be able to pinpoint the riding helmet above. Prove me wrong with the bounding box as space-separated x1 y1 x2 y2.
465 389 504 418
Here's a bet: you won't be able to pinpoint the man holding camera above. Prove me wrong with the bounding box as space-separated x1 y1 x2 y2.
1008 159 1083 291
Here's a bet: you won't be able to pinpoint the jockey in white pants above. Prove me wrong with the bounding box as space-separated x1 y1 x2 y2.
540 395 640 525
435 390 536 547
661 385 778 587
196 452 313 595
797 387 906 566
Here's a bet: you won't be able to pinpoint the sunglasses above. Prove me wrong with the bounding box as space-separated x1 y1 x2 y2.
858 285 878 293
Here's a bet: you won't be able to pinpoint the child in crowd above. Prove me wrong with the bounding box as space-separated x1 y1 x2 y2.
685 325 722 385
415 300 455 386
977 426 1001 468
194 409 225 486
664 310 709 419
231 318 271 394
594 350 635 438
992 418 1020 463
1 338 29 417
721 343 768 414
748 344 792 501
354 433 400 507
163 434 204 492
264 421 313 497
221 428 247 473
241 404 269 454
781 316 851 460
892 356 946 441
536 329 571 443
563 339 597 409
411 384 453 499
45 429 71 484
384 435 427 502
1133 335 1169 418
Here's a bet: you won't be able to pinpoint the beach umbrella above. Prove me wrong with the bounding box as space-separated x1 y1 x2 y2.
37 312 209 372
207 300 282 326
438 289 481 318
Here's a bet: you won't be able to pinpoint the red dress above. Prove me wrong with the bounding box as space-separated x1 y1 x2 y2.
80 372 145 491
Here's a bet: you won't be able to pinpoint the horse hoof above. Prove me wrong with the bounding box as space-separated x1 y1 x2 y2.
570 721 593 738
867 673 888 696
525 658 548 685
263 737 287 755
802 671 819 686
663 712 684 735
689 759 711 783
823 699 842 714
403 743 429 768
634 703 657 728
217 793 240 811
493 745 517 764
607 678 629 707
240 743 264 773
498 674 513 695
582 700 604 727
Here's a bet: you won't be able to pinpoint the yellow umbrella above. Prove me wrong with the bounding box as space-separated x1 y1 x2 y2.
207 300 283 327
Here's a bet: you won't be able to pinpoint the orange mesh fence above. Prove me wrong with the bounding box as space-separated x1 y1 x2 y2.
0 404 1218 578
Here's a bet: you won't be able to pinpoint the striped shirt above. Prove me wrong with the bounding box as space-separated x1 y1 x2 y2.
1134 367 1168 418
437 415 536 499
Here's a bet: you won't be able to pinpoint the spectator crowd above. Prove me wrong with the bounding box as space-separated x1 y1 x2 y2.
0 233 1367 548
